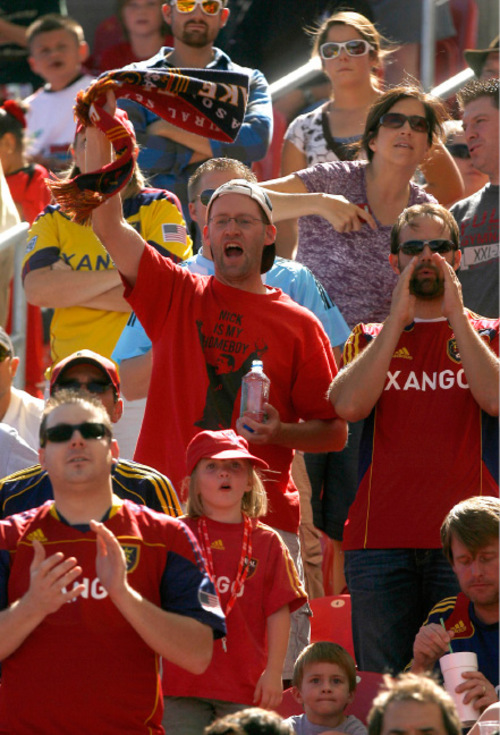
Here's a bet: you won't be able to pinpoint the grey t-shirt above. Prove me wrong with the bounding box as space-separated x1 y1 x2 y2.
451 183 499 318
296 160 436 329
284 713 367 735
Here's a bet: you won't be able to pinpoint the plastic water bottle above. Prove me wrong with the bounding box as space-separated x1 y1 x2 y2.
240 360 270 423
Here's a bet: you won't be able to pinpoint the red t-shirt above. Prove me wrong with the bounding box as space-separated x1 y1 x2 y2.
342 314 499 550
125 246 338 534
163 516 307 704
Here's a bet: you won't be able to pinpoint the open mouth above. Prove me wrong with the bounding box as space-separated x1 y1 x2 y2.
224 244 243 258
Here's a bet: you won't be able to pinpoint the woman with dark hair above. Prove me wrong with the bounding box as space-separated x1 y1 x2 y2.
263 86 452 585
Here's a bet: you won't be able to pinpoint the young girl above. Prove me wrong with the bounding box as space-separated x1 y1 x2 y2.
162 429 308 734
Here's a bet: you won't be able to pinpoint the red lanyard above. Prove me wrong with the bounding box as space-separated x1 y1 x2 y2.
198 514 253 618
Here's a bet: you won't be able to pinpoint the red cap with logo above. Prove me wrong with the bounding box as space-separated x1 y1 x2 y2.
186 429 269 475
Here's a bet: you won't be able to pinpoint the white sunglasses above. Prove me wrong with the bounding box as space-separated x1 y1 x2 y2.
320 39 375 60
172 0 223 15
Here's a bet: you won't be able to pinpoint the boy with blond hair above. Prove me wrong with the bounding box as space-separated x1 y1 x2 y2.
286 642 367 735
24 14 94 171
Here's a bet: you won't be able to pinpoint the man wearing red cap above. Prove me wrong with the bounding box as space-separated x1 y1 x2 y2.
0 349 182 519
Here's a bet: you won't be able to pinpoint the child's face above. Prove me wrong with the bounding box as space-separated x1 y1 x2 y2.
294 662 354 726
196 457 251 521
122 0 163 38
29 30 89 91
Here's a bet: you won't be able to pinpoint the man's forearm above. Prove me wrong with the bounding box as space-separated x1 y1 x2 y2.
276 417 348 453
24 267 123 308
110 584 214 674
330 316 404 422
449 311 499 416
0 595 46 660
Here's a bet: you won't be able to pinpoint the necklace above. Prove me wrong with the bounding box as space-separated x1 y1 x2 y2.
198 513 253 652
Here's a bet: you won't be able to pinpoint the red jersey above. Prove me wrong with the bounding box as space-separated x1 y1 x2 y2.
163 516 307 704
342 314 499 550
125 246 338 534
0 499 225 734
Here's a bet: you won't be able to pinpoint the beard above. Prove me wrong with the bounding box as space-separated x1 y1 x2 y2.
409 262 444 300
180 21 214 47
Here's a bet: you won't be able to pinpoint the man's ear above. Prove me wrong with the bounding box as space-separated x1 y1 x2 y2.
38 447 46 469
111 439 120 461
452 248 462 271
111 397 124 424
220 7 230 28
162 3 172 24
188 200 197 224
389 253 400 275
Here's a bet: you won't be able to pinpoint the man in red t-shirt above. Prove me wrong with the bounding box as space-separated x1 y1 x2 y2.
89 117 348 681
330 202 499 676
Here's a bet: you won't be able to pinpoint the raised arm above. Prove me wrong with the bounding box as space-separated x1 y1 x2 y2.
438 254 499 415
329 262 416 422
86 98 146 286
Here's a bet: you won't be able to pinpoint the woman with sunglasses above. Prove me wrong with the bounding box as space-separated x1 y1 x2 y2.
282 11 387 174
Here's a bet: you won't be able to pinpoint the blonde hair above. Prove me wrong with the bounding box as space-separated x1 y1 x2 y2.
185 462 268 519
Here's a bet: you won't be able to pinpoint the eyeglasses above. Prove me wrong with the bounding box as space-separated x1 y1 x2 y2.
54 379 113 395
0 344 12 362
198 188 215 206
379 112 430 134
173 0 223 15
40 422 111 447
398 239 456 255
320 39 374 60
209 215 265 229
446 143 470 159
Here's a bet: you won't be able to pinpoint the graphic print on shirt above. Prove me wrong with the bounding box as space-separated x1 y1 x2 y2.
194 316 268 429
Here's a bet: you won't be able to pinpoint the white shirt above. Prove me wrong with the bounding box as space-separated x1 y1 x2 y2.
3 387 44 451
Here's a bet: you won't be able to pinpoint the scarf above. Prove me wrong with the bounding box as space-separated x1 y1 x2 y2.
49 66 249 224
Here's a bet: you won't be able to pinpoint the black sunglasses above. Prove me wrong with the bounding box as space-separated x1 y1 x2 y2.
0 344 12 362
445 143 470 160
198 188 215 206
41 421 111 447
398 239 457 256
379 112 430 134
54 379 113 395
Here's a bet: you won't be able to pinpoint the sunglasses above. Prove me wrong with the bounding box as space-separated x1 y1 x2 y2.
446 143 470 159
398 239 456 256
198 188 215 206
173 0 223 15
0 344 12 362
40 422 111 447
54 379 113 395
320 39 374 60
379 112 430 134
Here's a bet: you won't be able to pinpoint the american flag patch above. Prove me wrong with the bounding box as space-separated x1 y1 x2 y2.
199 588 222 612
162 223 186 243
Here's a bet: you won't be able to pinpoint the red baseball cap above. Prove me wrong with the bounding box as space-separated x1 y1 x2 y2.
186 429 269 475
50 349 120 395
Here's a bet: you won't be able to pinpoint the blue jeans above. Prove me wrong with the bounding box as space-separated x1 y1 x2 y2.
344 548 460 674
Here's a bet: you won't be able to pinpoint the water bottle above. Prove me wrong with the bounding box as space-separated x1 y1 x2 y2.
240 360 270 423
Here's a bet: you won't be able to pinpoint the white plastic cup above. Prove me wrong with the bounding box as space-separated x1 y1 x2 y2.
440 651 479 725
478 722 499 735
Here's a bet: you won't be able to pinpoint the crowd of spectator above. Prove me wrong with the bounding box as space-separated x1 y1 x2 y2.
0 1 497 733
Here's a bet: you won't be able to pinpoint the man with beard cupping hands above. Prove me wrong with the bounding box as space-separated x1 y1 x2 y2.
328 202 499 675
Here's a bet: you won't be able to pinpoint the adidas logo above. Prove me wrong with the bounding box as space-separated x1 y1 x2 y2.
211 539 225 551
27 529 48 543
393 347 412 360
451 620 467 634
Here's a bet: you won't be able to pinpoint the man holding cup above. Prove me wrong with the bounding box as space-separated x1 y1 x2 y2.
411 496 499 718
